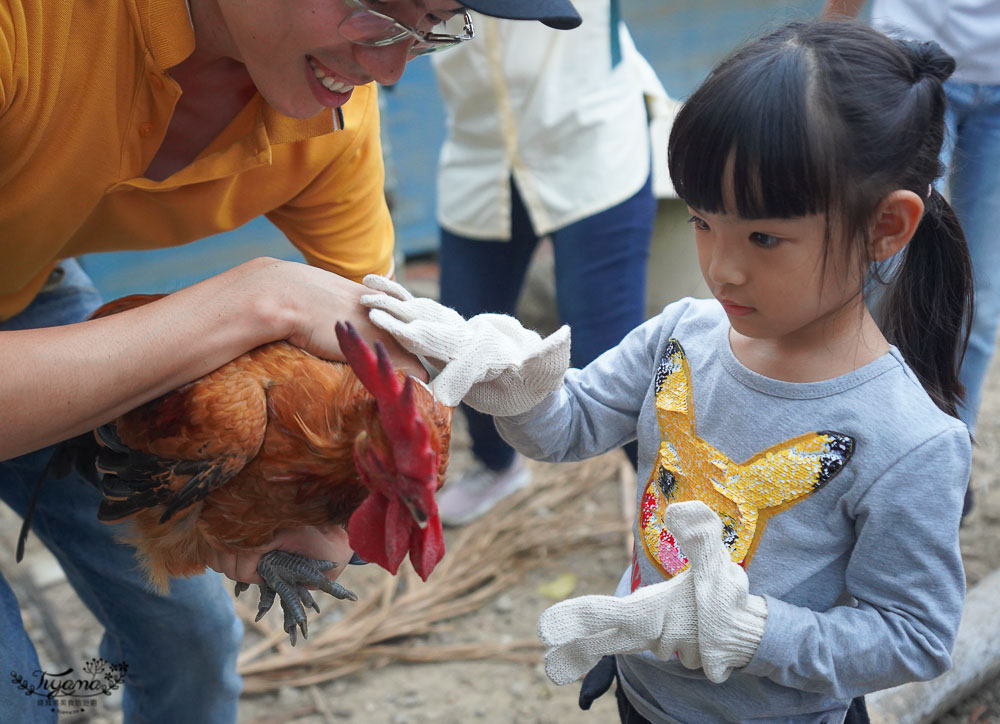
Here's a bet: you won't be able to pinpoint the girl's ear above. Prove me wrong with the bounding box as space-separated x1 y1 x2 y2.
868 189 925 261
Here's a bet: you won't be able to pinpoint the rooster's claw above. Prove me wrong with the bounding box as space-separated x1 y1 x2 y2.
254 550 358 645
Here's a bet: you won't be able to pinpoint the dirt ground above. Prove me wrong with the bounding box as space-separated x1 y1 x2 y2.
3 289 1000 723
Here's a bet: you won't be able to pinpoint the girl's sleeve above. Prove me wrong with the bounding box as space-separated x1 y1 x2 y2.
495 302 688 463
742 424 971 699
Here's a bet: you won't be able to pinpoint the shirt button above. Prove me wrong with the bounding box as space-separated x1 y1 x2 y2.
150 74 164 90
138 122 154 137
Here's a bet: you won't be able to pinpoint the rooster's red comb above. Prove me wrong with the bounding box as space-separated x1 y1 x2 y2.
335 321 436 495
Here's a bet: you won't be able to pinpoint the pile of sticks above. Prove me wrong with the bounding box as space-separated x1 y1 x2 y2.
235 453 631 693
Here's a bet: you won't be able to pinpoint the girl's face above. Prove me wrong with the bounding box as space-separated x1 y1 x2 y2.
212 0 463 119
689 204 868 352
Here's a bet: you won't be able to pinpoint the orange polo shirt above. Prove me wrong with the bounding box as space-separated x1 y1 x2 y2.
0 0 393 320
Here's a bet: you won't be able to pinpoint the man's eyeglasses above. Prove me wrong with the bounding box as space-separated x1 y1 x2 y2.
338 0 475 56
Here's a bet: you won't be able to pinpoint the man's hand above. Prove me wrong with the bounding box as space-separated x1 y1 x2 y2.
238 259 431 382
820 0 866 18
205 525 353 586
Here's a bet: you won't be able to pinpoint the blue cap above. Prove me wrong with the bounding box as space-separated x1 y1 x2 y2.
462 0 582 29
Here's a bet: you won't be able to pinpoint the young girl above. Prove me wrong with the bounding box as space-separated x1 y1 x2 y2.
361 19 974 723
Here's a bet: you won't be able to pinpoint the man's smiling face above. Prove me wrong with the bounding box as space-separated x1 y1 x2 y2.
214 0 465 118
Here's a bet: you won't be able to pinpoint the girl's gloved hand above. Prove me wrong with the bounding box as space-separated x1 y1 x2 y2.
360 274 570 416
537 501 768 685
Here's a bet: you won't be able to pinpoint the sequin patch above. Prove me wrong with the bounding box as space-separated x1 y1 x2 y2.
639 339 855 580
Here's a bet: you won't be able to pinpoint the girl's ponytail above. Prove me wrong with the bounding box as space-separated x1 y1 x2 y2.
872 38 973 418
874 191 973 418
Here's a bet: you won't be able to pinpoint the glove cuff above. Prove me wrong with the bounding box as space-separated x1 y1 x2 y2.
720 594 768 667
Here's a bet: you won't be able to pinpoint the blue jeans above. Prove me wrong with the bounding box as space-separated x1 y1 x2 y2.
939 80 1000 432
439 176 655 470
0 260 242 724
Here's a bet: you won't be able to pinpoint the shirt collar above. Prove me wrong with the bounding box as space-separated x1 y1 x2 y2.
135 0 198 72
262 103 340 145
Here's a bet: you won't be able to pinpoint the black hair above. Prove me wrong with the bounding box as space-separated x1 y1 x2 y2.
668 19 973 418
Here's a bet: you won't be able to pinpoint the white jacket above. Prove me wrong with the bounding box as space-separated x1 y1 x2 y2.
432 0 675 240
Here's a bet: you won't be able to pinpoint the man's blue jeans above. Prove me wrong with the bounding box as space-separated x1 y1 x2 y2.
0 260 242 723
439 176 655 470
939 80 1000 432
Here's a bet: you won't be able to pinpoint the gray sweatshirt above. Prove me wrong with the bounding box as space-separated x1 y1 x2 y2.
496 298 970 723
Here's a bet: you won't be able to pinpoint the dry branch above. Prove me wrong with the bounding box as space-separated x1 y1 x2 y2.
237 453 628 693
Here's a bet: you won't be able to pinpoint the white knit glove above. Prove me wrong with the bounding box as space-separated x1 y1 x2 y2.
537 501 767 685
360 275 570 416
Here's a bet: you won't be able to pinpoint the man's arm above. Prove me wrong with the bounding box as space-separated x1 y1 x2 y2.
0 258 426 461
821 0 867 17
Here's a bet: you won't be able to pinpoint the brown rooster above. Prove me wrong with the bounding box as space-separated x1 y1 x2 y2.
19 294 452 643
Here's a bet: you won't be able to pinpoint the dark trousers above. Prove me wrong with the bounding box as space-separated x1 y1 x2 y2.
439 175 654 471
614 682 870 724
0 261 243 723
575 655 870 724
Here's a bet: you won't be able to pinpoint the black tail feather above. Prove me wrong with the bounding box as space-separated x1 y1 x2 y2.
97 490 167 522
16 431 102 563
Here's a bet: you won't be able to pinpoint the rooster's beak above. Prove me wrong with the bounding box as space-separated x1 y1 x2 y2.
401 495 429 530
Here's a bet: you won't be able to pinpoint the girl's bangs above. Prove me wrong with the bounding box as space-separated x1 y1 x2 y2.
668 44 837 220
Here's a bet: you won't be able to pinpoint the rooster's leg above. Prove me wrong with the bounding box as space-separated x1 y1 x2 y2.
252 550 358 645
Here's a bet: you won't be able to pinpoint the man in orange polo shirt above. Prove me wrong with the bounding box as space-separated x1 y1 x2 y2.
0 1 580 721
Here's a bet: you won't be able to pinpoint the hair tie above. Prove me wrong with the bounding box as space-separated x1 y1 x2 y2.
927 184 933 198
899 39 956 83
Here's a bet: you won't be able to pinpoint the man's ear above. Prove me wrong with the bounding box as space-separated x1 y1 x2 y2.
869 189 925 261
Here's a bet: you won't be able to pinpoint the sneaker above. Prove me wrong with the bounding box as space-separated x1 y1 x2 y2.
437 456 532 526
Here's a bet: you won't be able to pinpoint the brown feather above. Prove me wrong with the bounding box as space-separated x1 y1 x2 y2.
88 295 452 590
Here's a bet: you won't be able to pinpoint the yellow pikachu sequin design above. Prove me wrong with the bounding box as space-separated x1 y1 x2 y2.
636 339 854 586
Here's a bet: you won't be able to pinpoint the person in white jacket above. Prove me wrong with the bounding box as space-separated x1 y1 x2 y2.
430 0 669 525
